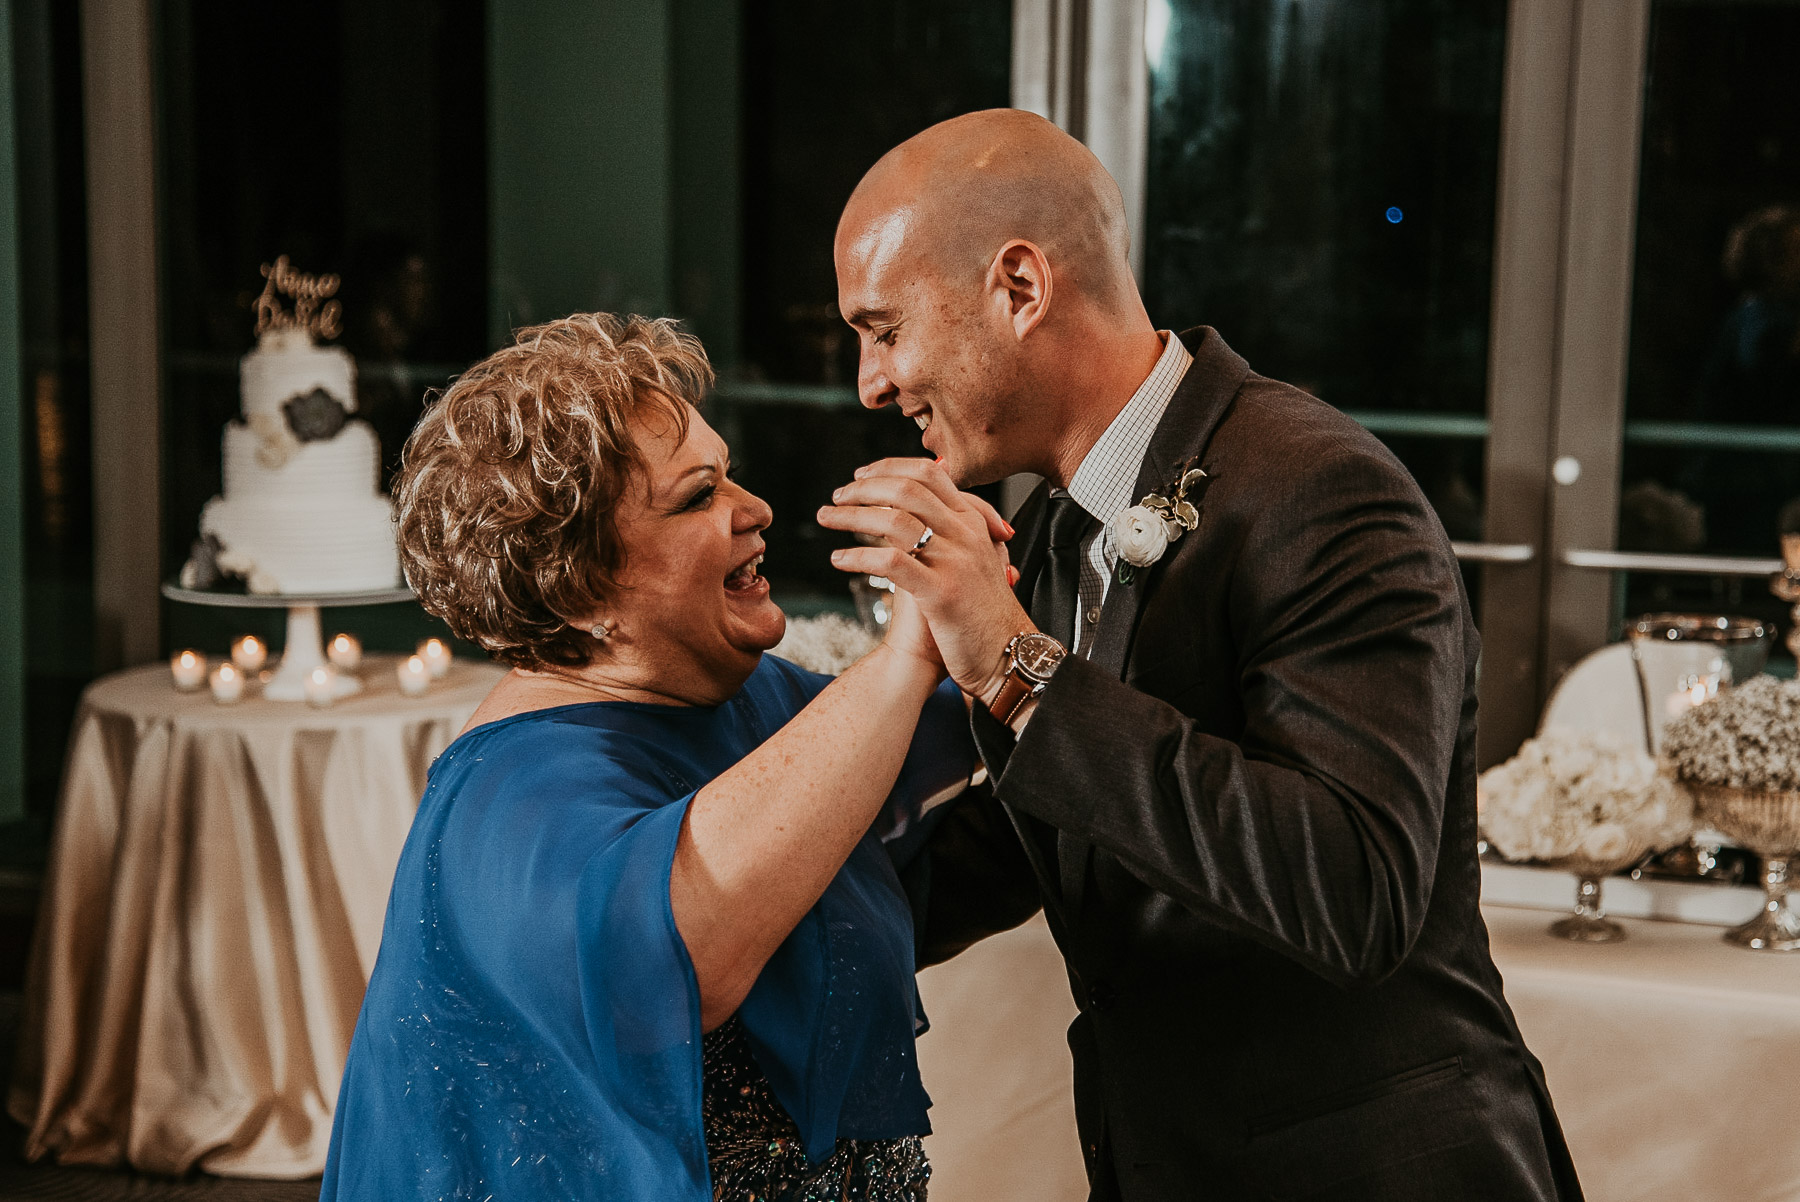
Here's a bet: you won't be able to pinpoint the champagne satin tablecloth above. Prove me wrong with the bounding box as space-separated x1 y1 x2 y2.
6 656 504 1179
915 902 1800 1202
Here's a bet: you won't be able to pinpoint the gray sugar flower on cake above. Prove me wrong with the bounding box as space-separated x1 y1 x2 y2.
178 533 228 590
282 387 349 443
1663 675 1800 792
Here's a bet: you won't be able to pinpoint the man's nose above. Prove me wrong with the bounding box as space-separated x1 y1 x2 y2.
857 353 896 411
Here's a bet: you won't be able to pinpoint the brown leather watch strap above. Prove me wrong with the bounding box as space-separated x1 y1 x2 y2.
988 671 1035 728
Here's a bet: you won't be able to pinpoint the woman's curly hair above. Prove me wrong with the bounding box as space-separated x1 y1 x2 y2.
395 313 712 669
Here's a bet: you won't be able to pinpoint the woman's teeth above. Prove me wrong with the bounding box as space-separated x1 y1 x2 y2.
726 555 764 589
915 412 931 431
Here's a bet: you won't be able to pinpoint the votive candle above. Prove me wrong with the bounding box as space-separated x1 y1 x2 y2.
398 655 431 696
231 634 268 673
303 665 336 708
327 632 364 671
417 637 451 679
170 649 207 692
209 662 245 704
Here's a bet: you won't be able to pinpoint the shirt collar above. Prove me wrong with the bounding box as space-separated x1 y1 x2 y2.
1064 331 1195 525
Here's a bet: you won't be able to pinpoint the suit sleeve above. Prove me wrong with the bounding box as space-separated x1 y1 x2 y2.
897 777 1045 969
976 443 1469 989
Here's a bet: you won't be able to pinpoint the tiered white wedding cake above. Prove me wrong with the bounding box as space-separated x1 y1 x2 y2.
181 257 401 596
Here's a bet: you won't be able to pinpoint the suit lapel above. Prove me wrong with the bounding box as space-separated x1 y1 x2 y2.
1085 326 1250 680
1058 327 1251 917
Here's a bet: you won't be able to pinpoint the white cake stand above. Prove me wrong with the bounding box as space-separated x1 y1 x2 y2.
162 583 418 701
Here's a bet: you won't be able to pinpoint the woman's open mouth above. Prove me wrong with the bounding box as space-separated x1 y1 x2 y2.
724 552 767 594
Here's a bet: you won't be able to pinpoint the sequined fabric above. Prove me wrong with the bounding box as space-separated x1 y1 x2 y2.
704 1017 930 1202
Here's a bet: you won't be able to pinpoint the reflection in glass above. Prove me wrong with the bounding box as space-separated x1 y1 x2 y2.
731 0 1010 605
1142 0 1507 544
738 0 1011 388
1617 1 1800 630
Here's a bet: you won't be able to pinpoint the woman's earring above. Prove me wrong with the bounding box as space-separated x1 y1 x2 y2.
590 620 613 641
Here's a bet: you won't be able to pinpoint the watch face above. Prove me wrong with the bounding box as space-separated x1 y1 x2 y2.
1014 632 1067 682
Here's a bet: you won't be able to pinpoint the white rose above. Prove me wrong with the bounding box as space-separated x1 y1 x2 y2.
1112 505 1171 568
1579 822 1633 864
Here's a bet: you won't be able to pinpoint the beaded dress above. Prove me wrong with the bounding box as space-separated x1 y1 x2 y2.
704 1017 930 1201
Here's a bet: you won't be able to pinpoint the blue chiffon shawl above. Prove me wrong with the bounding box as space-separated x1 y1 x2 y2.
320 655 971 1201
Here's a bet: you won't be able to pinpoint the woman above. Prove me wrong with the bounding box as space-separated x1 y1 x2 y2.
320 314 1005 1201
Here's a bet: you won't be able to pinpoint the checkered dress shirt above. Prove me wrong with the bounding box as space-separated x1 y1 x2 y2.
1056 332 1194 655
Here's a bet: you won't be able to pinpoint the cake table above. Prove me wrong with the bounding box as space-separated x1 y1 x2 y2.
7 654 506 1178
162 583 416 701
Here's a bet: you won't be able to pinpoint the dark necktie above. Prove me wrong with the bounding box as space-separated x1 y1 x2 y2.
1019 493 1097 896
1032 494 1099 653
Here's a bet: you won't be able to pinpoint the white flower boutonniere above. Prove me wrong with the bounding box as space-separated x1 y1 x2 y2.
1111 465 1207 584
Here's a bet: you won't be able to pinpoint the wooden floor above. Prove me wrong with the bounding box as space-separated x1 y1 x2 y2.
0 994 320 1202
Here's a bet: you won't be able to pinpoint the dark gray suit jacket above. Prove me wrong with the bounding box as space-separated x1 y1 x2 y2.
909 328 1583 1201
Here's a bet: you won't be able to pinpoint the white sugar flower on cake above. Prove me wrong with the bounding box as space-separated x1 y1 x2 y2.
1477 730 1694 863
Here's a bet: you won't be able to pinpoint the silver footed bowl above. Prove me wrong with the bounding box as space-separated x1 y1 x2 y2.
1542 843 1654 944
1686 781 1800 952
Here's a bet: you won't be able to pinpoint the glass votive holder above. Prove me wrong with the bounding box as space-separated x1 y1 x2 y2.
209 662 245 704
303 665 337 708
1629 613 1773 754
417 637 451 679
231 634 268 673
170 649 207 692
327 632 363 672
397 655 431 696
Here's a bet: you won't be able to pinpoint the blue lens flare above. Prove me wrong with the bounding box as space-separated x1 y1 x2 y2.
1385 206 1404 224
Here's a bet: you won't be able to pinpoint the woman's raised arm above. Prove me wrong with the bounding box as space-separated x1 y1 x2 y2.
671 607 943 1031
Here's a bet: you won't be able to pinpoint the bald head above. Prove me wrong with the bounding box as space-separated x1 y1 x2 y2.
838 109 1138 314
835 110 1164 488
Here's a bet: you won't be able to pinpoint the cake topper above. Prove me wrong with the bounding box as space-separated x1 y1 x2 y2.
254 255 343 340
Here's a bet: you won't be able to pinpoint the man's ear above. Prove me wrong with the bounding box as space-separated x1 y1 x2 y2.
987 239 1053 343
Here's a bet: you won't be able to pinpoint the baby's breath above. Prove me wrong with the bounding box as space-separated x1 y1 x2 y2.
1663 676 1800 791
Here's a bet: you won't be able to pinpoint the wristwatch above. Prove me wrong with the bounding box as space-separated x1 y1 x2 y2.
986 631 1068 728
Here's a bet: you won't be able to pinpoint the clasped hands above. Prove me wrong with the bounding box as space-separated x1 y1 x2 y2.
818 458 1036 706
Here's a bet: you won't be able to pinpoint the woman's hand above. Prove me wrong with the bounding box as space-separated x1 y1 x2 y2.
817 458 1030 702
881 584 945 678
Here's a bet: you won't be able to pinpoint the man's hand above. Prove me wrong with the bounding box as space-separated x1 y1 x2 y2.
818 458 1032 702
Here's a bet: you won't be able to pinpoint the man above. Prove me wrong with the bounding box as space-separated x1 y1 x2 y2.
818 109 1583 1201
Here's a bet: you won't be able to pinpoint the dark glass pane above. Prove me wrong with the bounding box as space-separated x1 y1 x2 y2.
156 0 487 654
1143 0 1507 542
12 0 92 860
1618 0 1800 580
732 0 1010 604
739 0 1011 388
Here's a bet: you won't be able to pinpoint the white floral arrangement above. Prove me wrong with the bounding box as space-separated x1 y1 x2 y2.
770 613 880 676
1477 731 1694 864
1662 675 1800 793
